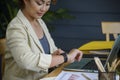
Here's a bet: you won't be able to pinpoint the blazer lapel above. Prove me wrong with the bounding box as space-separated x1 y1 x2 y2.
17 10 45 53
37 19 53 53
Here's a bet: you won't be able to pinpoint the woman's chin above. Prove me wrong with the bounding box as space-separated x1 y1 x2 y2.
36 16 42 19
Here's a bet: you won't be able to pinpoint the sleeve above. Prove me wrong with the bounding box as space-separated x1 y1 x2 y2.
6 23 52 72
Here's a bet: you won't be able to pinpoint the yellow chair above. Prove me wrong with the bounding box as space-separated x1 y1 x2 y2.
79 22 120 54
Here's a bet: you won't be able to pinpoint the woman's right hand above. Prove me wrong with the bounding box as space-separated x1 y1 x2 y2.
52 48 65 55
67 49 83 63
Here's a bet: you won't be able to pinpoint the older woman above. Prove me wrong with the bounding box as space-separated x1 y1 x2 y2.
3 0 83 80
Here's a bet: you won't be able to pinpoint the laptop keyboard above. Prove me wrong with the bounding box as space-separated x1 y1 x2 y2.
82 59 106 70
63 58 106 71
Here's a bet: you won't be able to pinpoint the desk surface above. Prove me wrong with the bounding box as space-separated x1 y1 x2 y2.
44 57 106 78
43 60 120 79
44 63 69 78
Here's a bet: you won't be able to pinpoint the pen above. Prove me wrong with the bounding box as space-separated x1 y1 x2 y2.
81 73 91 80
63 68 98 73
94 57 106 72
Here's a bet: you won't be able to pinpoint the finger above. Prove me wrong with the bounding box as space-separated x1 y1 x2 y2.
58 48 65 54
76 51 83 61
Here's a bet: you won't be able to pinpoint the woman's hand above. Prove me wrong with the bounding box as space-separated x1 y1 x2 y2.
67 49 83 63
52 48 65 55
50 49 83 67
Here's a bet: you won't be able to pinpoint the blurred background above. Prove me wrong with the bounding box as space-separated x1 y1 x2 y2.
49 0 120 52
0 0 120 51
1 0 120 79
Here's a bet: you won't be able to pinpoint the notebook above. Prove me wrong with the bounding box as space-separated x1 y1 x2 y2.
63 35 120 72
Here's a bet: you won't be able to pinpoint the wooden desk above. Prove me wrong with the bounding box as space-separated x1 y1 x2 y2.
43 61 120 79
43 57 106 78
44 63 69 78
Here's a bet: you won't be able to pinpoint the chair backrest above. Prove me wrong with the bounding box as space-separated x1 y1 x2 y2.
101 22 120 41
0 39 6 77
0 39 6 55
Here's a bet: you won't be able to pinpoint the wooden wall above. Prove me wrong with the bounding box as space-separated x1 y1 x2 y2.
49 0 120 52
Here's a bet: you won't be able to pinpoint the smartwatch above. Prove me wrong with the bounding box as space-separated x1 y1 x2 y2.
61 53 68 63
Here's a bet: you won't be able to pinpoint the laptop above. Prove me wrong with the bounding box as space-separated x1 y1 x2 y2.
63 35 120 72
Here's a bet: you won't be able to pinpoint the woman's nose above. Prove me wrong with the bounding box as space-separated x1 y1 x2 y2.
40 5 46 12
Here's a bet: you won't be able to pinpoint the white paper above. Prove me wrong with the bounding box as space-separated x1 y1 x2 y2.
55 71 98 80
40 77 56 80
55 71 119 80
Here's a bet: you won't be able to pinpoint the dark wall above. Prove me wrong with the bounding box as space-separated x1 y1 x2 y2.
49 0 120 52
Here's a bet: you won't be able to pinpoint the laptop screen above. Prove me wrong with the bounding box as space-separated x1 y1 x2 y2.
104 35 120 68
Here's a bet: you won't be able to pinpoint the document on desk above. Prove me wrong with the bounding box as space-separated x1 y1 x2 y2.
55 70 119 80
55 71 98 80
40 77 56 80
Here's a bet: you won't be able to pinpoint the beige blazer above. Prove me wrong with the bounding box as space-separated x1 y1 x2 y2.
3 10 58 80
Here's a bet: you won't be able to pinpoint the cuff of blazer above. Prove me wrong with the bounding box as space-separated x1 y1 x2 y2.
38 54 52 69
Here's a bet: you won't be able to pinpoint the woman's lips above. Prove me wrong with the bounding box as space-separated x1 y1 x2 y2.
37 13 43 16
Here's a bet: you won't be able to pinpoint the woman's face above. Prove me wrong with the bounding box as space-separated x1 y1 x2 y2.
23 0 51 19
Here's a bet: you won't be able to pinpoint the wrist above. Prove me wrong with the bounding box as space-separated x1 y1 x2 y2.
60 53 68 63
67 54 73 63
